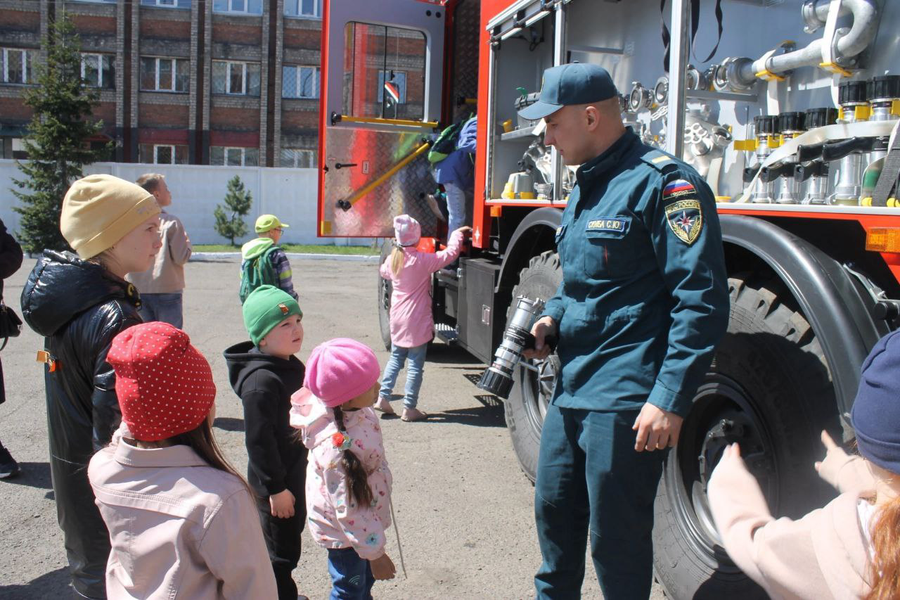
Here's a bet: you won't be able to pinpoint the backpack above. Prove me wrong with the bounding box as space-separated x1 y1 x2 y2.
428 121 465 164
239 245 279 304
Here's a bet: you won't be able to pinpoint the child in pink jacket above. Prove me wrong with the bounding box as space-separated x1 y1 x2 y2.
88 322 277 599
709 329 900 600
291 338 397 599
375 214 470 421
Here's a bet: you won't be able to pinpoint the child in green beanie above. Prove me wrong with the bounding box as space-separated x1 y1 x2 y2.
224 285 308 600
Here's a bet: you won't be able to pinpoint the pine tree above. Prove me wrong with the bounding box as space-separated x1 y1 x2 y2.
12 12 109 254
214 175 253 246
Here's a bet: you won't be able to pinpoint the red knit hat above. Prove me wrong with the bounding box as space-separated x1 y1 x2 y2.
107 322 216 442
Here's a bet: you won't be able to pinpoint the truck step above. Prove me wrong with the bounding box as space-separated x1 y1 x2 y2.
435 323 459 344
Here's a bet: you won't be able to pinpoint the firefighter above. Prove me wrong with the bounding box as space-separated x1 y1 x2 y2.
520 63 729 599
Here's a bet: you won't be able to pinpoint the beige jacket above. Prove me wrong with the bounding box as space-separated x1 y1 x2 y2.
709 450 876 600
88 429 277 599
128 210 192 294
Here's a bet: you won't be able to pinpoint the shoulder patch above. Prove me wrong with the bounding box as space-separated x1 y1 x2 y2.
640 150 678 172
665 198 703 245
663 178 696 200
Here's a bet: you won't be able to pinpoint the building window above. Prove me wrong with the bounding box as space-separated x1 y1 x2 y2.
279 148 316 168
82 54 115 89
140 57 189 92
212 0 262 15
377 70 407 105
71 0 116 4
209 146 259 166
212 61 260 96
140 143 188 164
282 65 319 99
140 0 192 7
284 0 320 18
1 48 35 85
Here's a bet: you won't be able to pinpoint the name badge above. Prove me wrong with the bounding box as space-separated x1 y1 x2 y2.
586 218 628 234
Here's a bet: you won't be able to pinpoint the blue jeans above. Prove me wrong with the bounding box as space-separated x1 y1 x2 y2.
379 343 427 409
327 548 374 600
444 181 466 233
138 292 184 329
534 405 666 600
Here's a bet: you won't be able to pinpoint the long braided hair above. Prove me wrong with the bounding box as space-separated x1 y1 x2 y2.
332 405 374 507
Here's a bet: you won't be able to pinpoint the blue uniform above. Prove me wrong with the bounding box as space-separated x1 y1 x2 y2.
535 129 729 599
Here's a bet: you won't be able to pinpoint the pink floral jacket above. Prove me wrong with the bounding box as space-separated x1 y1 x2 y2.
290 388 393 560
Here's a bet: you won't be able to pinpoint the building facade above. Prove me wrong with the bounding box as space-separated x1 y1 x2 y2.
0 0 322 168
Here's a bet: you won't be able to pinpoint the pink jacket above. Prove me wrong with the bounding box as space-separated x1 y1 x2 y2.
709 450 877 600
88 427 277 599
379 230 464 348
290 388 393 560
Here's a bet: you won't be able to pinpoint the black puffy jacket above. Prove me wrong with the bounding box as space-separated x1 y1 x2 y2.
20 250 142 599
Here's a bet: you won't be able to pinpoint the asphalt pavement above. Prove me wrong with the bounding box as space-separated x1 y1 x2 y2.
0 257 665 599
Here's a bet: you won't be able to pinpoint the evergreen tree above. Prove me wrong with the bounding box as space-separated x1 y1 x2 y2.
214 175 253 246
12 12 109 254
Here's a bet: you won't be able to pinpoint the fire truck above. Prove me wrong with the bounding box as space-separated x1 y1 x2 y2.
316 0 899 596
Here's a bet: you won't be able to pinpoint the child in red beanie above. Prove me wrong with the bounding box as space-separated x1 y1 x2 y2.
290 338 397 599
88 322 277 599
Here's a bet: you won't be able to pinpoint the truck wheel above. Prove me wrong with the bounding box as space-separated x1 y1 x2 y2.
653 276 840 598
505 251 563 482
377 240 393 350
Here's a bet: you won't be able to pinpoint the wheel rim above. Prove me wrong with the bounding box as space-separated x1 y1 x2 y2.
666 373 779 568
519 354 559 429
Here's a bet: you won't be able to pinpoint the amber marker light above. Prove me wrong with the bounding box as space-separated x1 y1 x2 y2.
866 228 900 253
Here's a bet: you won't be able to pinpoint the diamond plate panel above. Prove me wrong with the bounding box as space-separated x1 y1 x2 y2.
452 0 481 106
321 126 439 238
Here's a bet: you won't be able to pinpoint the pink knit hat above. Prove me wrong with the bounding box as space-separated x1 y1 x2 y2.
107 322 216 442
394 214 421 247
304 338 380 408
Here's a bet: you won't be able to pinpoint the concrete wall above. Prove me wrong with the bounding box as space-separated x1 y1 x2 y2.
0 159 374 247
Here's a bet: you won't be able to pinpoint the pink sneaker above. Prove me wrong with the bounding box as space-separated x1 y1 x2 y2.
374 396 395 415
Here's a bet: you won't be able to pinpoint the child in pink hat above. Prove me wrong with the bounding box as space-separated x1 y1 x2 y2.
290 338 397 598
377 214 470 421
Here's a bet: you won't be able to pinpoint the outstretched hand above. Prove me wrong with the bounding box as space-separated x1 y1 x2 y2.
632 403 684 452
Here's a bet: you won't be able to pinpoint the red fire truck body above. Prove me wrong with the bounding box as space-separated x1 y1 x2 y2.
317 0 900 595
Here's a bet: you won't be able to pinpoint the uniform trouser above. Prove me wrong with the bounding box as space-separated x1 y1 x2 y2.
534 405 666 600
256 463 307 600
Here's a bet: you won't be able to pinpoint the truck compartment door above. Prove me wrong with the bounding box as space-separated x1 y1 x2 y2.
318 0 445 238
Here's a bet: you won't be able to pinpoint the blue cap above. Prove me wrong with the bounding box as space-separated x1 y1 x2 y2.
518 63 618 120
851 330 900 474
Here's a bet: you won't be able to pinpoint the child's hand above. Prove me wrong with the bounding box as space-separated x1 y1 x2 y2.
370 553 397 580
453 226 473 236
269 489 296 519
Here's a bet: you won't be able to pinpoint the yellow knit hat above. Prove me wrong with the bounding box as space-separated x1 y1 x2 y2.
61 174 161 259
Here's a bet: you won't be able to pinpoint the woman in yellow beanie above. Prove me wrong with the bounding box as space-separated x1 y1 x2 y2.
20 174 162 599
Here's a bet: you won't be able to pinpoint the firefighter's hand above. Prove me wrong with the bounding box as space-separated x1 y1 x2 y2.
633 403 683 452
524 316 557 360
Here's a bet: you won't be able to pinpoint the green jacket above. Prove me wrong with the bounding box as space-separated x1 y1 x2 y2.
544 129 729 416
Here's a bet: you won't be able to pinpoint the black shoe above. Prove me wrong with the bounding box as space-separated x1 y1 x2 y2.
0 447 20 479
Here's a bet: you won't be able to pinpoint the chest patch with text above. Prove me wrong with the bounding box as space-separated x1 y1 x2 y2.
586 218 628 234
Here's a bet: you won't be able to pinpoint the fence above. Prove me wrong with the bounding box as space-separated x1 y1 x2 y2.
0 160 375 247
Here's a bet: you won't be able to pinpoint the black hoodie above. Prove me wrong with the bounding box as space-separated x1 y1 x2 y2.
224 341 307 498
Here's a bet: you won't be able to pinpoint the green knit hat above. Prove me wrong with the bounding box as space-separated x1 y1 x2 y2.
242 285 303 346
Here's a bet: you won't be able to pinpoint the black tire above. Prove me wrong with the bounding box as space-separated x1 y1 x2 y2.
377 240 393 350
653 275 840 599
504 251 563 482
